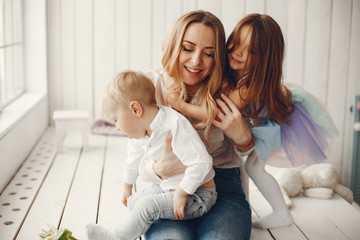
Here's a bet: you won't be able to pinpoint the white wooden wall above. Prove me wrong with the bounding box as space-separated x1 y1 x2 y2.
46 0 360 186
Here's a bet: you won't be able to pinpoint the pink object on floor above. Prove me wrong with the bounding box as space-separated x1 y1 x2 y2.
91 119 127 136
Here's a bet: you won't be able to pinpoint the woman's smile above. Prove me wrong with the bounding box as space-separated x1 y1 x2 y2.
184 66 202 74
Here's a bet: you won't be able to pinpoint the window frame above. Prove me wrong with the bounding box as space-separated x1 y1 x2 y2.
0 0 24 110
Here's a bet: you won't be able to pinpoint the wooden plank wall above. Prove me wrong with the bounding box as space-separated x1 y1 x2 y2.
46 0 360 185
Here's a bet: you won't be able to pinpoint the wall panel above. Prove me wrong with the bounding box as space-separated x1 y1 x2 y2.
165 0 182 34
198 0 221 18
245 0 265 14
182 0 197 14
327 0 352 171
286 0 307 86
129 0 151 71
221 0 245 37
61 0 76 109
266 0 288 36
115 0 130 72
152 0 166 69
75 0 93 115
303 0 331 102
47 0 62 118
93 0 116 119
266 0 289 76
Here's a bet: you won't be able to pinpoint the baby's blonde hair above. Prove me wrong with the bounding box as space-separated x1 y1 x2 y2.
101 71 157 119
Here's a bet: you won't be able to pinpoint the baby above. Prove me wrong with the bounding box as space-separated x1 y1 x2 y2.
86 70 217 240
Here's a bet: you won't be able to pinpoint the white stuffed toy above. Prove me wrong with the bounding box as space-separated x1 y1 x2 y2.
274 163 354 208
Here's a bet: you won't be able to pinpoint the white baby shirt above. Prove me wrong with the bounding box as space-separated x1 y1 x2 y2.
123 106 215 194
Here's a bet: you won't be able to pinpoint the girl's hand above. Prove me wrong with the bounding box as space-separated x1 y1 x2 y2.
164 71 181 94
122 183 133 207
164 72 183 110
213 94 253 147
152 132 187 179
166 92 182 111
173 187 188 220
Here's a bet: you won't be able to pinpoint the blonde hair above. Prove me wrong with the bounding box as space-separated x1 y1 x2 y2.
101 71 157 119
162 10 226 142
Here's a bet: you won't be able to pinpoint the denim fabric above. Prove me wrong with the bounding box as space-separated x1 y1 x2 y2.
144 168 252 240
115 184 217 240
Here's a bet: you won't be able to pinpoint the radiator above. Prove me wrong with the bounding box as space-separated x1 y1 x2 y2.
350 95 360 204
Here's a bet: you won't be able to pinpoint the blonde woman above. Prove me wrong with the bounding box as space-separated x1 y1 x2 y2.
141 10 254 240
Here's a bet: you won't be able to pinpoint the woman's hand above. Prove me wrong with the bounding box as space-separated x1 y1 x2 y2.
213 94 253 147
152 132 187 179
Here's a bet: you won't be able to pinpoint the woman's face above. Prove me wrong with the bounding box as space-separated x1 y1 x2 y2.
178 22 215 88
228 25 253 75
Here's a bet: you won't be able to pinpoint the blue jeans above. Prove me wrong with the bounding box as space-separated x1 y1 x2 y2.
115 184 217 240
144 168 252 240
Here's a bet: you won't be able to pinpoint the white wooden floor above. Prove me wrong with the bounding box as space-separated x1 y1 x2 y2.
1 127 360 240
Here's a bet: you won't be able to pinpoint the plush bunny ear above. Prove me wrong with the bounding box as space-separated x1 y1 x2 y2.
334 184 354 204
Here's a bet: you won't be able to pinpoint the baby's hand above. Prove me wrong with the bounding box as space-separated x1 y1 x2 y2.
173 187 188 220
122 183 133 207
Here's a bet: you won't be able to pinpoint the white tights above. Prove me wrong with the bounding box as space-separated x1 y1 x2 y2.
245 152 293 229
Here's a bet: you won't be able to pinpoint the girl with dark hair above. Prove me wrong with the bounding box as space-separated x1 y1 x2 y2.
168 13 338 229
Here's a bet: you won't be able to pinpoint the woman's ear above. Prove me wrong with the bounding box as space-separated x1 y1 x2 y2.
130 101 143 117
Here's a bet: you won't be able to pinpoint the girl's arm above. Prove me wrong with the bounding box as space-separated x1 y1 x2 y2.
167 92 207 121
178 85 249 121
167 80 249 122
164 71 207 121
228 85 249 111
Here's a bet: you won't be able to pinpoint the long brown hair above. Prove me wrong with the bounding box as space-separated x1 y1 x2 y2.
226 14 293 123
162 10 226 140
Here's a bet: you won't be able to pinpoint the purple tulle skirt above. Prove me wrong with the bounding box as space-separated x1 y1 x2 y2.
280 102 329 166
252 87 338 167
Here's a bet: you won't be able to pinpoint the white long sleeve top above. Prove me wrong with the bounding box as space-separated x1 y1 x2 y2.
123 105 215 195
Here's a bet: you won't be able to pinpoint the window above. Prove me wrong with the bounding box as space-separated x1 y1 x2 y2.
0 0 23 110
